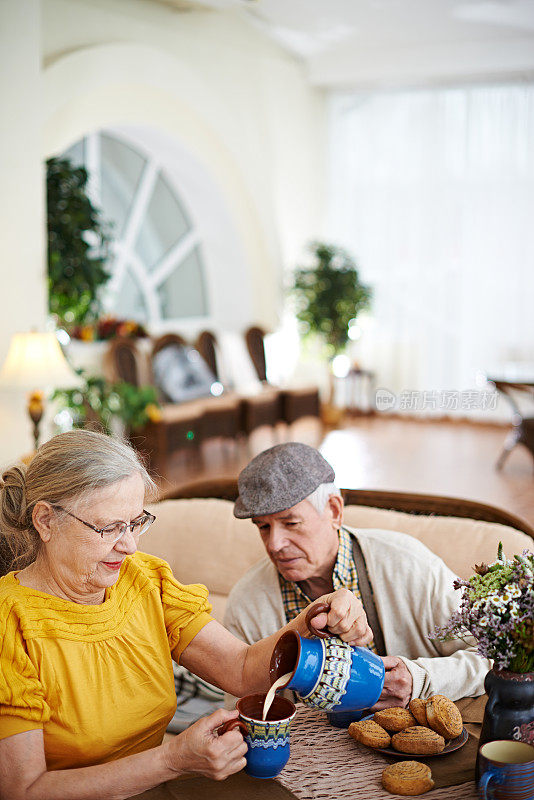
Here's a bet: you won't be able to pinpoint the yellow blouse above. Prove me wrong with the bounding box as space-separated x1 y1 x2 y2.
0 551 212 770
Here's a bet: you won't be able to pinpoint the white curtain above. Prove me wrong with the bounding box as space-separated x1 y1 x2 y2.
327 83 534 417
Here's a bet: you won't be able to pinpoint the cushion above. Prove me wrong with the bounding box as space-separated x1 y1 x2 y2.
152 344 217 403
343 505 533 579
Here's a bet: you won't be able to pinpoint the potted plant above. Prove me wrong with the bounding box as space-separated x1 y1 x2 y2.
52 372 161 437
431 543 534 761
291 242 372 424
47 156 112 328
291 241 372 357
47 156 119 375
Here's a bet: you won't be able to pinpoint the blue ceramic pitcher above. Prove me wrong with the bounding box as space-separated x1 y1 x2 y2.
269 602 385 728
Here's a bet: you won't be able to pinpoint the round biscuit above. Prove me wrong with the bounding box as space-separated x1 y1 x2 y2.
382 761 434 796
426 695 463 739
349 720 391 748
373 707 417 732
409 698 429 727
392 726 445 755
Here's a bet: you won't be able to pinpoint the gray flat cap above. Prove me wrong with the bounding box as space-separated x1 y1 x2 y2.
234 442 335 519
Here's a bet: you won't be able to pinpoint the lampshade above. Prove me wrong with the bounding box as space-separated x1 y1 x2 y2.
0 332 77 390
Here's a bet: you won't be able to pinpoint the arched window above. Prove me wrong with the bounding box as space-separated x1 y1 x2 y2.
63 131 209 324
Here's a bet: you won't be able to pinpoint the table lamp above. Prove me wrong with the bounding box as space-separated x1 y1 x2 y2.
0 331 77 450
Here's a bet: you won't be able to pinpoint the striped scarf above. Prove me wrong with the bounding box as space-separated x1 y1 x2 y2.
278 526 376 653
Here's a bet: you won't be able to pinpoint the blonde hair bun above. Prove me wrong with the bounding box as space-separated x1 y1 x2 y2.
0 464 29 532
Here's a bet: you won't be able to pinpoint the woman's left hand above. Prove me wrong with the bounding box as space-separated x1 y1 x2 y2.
304 588 374 646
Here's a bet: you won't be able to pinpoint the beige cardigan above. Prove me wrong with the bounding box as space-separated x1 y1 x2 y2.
224 527 490 701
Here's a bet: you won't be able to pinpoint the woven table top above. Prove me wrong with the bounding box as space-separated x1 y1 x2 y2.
276 705 478 800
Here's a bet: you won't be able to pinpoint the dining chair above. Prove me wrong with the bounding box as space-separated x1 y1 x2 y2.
487 379 534 470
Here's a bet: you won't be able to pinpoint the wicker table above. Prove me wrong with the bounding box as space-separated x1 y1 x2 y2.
276 705 479 800
137 703 481 800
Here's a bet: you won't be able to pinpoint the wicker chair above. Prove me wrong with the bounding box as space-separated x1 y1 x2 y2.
196 329 283 438
244 326 320 425
151 333 243 455
195 331 219 379
106 336 203 475
104 337 150 386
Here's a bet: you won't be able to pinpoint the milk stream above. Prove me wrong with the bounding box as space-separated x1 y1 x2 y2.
262 672 292 721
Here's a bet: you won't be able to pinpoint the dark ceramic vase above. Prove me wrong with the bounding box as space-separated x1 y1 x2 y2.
475 668 534 781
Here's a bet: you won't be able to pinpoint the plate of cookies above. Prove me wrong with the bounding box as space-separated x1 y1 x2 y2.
349 694 468 758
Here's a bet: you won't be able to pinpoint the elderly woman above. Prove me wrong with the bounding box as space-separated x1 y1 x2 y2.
0 430 368 800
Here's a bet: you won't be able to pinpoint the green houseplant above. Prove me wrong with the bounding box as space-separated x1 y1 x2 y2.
52 372 161 436
47 157 112 327
292 242 372 356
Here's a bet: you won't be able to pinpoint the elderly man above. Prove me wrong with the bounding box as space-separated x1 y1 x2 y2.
224 442 488 708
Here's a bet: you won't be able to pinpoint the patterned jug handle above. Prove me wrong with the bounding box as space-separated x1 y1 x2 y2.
217 719 248 738
304 601 331 639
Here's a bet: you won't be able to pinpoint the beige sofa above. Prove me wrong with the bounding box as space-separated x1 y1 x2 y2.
144 494 534 622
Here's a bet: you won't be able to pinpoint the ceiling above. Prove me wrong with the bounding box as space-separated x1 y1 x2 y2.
155 0 534 87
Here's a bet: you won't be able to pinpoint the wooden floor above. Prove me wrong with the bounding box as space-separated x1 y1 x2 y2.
159 416 534 526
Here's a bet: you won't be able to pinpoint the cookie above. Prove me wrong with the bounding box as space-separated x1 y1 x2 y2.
426 695 463 739
409 698 429 727
373 707 417 732
348 720 391 748
382 761 434 796
391 726 445 755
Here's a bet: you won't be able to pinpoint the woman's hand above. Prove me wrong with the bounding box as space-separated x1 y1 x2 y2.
162 708 247 781
304 588 374 646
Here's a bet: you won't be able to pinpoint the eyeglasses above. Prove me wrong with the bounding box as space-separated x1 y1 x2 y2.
52 505 156 545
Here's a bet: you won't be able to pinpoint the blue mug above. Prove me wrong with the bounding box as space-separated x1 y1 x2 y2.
269 602 385 728
478 740 534 799
220 693 296 779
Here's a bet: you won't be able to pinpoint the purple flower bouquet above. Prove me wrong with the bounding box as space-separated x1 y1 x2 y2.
431 543 534 673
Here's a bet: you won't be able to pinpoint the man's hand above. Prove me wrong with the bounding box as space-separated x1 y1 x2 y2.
371 656 413 710
306 588 374 647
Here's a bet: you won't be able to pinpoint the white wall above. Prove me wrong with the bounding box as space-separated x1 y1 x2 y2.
42 0 326 328
0 0 47 466
0 0 325 467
